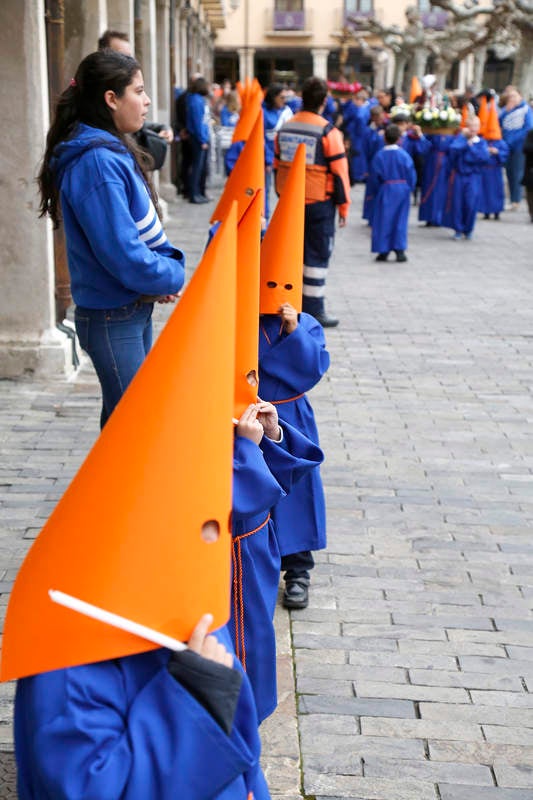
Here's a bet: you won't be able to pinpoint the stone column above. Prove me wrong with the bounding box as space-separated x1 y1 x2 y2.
156 0 174 194
141 0 158 118
473 47 487 91
457 57 467 92
237 47 255 80
64 0 108 80
107 0 134 37
311 48 329 80
372 49 389 92
0 0 71 377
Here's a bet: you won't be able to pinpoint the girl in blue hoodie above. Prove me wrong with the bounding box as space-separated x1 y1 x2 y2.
38 50 185 428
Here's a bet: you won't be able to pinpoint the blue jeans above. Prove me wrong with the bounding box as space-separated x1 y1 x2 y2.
189 138 207 199
75 301 153 428
506 147 525 203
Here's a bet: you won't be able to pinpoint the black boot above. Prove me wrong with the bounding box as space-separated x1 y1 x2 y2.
395 250 407 262
283 581 309 609
375 252 389 262
303 297 339 328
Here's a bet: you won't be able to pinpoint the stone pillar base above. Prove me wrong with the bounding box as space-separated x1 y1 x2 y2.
0 328 74 381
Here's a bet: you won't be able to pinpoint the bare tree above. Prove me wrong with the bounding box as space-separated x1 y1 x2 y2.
430 0 532 93
347 0 532 94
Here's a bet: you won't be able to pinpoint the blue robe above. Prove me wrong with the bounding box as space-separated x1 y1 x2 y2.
443 136 490 234
418 134 453 226
368 146 417 253
478 138 509 215
362 127 385 222
258 314 329 555
400 132 431 196
15 631 270 800
231 428 322 722
342 101 370 182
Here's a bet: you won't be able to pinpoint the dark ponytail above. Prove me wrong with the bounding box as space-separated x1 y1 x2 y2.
39 50 158 228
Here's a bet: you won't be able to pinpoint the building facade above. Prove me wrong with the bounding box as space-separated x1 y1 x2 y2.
214 0 514 93
0 0 225 378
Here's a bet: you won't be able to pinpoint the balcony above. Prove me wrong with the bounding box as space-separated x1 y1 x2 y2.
343 1 375 23
202 0 226 29
420 9 449 29
264 8 313 37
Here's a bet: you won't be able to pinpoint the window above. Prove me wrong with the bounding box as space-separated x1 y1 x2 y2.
275 0 303 10
345 0 373 14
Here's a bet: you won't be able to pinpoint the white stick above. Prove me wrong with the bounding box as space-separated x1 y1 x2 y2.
49 589 187 652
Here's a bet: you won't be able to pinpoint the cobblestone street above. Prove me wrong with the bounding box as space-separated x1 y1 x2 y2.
1 184 533 798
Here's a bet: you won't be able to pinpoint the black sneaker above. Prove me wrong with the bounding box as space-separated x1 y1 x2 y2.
314 313 339 328
282 581 309 609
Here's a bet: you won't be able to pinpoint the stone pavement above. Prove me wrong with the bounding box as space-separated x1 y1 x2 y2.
1 181 533 799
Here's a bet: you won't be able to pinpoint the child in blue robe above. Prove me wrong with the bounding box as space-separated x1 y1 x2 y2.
443 117 490 240
231 403 323 722
418 134 454 227
362 107 386 224
478 138 509 219
15 619 270 800
258 304 329 610
367 124 417 262
394 116 431 206
342 94 371 182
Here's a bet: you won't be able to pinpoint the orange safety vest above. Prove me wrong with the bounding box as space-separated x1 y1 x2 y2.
275 119 334 202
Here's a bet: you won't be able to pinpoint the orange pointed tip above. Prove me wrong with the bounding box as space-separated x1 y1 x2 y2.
0 206 239 682
485 98 502 140
231 92 262 144
235 191 263 419
409 76 422 104
211 113 265 225
478 95 489 136
260 144 306 314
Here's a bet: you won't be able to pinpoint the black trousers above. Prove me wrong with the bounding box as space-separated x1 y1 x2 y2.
281 550 314 583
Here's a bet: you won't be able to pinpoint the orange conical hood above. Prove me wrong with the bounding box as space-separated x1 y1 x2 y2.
211 112 265 224
460 104 469 128
235 190 263 418
231 89 262 143
260 143 305 314
478 95 488 136
485 99 502 140
0 206 239 682
409 76 422 103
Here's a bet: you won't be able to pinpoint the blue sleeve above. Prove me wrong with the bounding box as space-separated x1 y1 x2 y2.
259 315 329 394
465 139 490 166
493 139 509 164
233 436 286 518
74 181 185 296
20 663 255 800
187 95 209 143
225 140 245 175
260 420 323 494
409 135 431 156
448 136 467 169
407 154 417 189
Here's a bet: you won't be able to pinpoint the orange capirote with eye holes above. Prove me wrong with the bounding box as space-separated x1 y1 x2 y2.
260 143 306 314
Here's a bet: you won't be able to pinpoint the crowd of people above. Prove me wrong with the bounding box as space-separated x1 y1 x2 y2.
3 30 532 796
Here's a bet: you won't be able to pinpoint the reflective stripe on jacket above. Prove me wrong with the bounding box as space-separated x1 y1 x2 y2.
274 111 351 218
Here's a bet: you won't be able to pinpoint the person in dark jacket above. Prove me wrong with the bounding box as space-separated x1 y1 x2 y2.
186 76 211 204
523 129 533 223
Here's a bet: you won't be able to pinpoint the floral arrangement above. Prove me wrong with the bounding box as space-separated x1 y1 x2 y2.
389 103 413 119
413 106 460 130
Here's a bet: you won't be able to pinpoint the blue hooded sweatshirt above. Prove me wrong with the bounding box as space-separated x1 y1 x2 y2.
52 123 185 309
